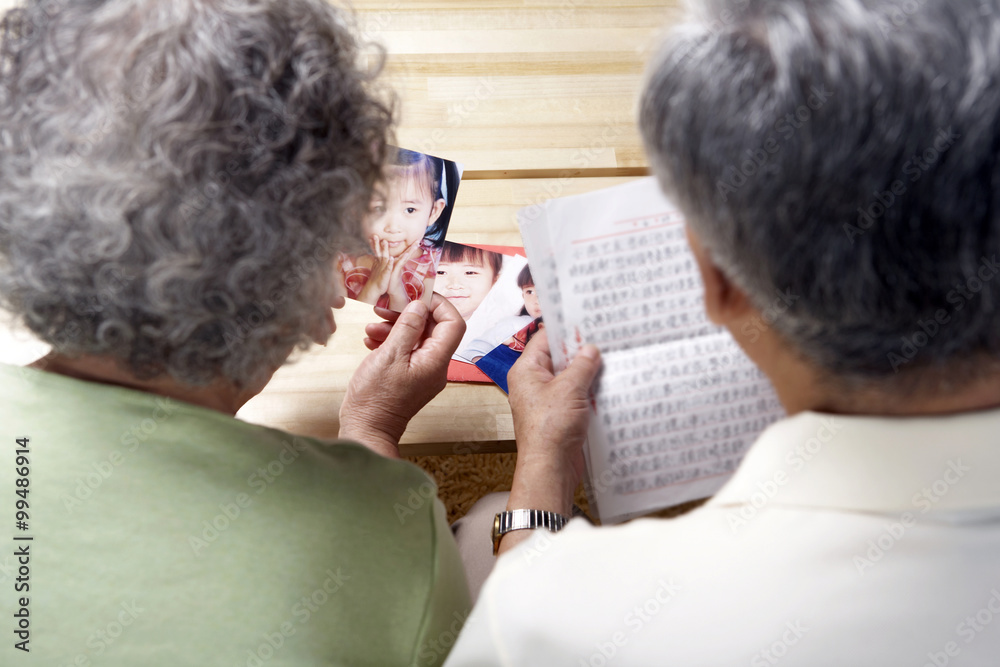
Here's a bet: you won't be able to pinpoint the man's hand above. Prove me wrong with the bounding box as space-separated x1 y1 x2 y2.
500 331 601 554
339 294 465 458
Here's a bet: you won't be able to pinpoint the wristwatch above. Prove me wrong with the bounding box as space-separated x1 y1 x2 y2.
492 509 570 555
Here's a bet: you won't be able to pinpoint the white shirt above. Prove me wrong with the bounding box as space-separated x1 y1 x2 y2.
444 410 1000 666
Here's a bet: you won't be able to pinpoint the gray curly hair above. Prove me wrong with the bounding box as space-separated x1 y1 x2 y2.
0 0 394 388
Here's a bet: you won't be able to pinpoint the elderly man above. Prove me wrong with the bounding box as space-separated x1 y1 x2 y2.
445 0 1000 664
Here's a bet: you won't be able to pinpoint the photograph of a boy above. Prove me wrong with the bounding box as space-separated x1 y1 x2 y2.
338 148 461 312
460 264 542 362
433 241 503 320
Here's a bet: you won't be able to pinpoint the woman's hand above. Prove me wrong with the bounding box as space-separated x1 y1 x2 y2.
339 294 466 457
499 331 602 554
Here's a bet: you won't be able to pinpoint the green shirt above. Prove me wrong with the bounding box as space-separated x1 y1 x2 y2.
0 363 470 666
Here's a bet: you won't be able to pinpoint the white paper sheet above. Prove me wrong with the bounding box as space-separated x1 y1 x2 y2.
519 177 785 523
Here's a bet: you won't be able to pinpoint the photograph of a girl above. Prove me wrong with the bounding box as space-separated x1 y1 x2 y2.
439 245 530 363
435 242 503 320
461 265 541 362
468 265 544 392
338 148 461 312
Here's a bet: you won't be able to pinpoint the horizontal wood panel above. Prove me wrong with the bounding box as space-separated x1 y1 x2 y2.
353 5 677 31
381 52 643 76
377 28 660 54
352 1 680 173
447 176 641 239
351 1 678 11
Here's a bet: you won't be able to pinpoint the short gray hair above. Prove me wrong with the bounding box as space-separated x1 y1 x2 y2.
0 0 394 388
640 0 1000 384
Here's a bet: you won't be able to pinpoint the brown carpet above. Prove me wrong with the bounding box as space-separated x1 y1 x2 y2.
407 453 520 523
408 453 706 524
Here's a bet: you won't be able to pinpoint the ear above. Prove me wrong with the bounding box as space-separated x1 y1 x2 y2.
685 226 754 326
427 198 446 227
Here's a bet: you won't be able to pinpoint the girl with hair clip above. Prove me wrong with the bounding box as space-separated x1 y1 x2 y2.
462 264 542 362
339 149 453 312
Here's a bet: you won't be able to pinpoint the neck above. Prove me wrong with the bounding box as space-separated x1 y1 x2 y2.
784 368 1000 417
738 327 1000 418
31 354 263 416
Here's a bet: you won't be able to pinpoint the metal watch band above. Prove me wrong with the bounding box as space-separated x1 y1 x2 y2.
492 509 570 554
499 509 569 533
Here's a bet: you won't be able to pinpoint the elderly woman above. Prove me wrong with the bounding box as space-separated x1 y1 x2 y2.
446 0 1000 664
0 1 471 664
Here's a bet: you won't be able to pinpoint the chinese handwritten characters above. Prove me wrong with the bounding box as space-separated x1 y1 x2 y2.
518 177 785 523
